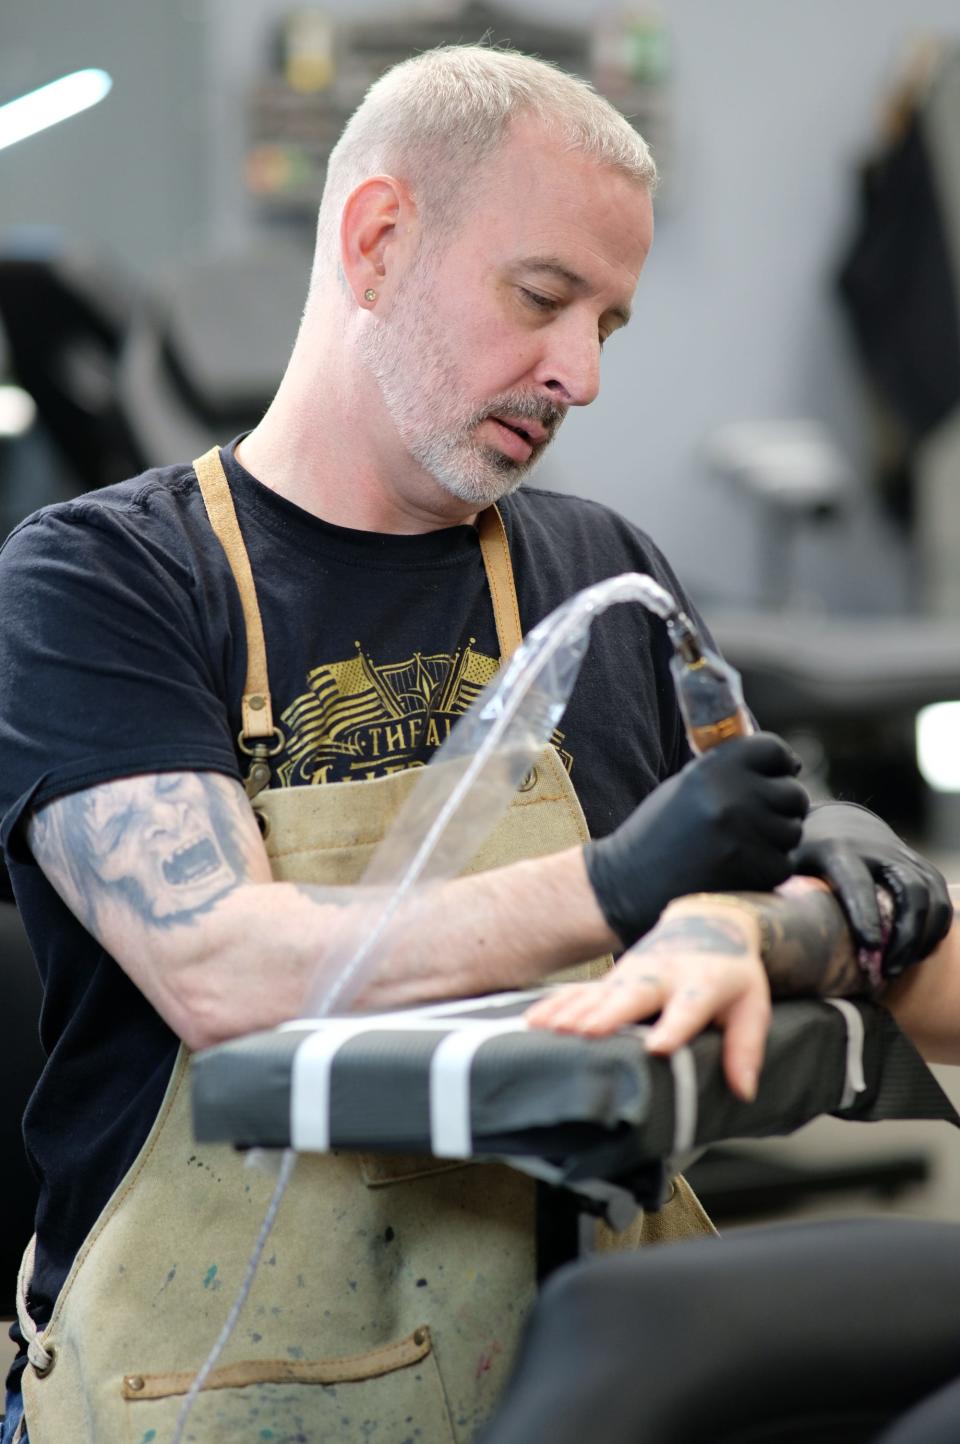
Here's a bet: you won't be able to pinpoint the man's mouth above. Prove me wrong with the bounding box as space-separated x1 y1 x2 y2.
490 415 549 446
485 415 550 463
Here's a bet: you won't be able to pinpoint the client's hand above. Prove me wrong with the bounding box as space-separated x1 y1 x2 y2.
526 896 770 1102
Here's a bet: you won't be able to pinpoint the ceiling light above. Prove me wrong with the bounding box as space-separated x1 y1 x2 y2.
0 69 113 154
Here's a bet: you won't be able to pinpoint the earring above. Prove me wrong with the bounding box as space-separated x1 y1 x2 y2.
363 288 377 303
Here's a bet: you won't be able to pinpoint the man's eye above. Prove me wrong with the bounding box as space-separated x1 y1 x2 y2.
520 288 557 312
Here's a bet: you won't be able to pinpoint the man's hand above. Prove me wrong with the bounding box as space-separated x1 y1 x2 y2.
583 733 808 948
527 897 770 1100
791 802 953 977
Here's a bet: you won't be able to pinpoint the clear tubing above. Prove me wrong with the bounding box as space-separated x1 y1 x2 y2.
305 571 680 1016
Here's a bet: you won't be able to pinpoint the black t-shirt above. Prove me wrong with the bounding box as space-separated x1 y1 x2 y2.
0 443 704 1338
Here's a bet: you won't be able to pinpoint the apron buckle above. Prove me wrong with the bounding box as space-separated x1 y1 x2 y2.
238 727 285 800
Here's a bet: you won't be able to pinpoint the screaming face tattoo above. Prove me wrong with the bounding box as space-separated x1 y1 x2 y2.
84 774 240 919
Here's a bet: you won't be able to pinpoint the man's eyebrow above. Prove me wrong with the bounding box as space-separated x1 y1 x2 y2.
514 256 632 327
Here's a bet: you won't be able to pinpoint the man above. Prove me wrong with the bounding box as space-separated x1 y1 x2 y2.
0 46 947 1444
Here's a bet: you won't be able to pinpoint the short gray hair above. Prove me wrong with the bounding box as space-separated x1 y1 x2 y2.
312 44 657 285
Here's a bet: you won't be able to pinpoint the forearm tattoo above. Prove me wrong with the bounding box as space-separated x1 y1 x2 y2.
738 888 868 998
27 772 261 933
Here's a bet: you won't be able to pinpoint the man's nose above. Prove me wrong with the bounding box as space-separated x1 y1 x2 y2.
533 318 601 408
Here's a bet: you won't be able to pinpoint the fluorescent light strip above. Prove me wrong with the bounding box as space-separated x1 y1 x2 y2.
0 69 113 154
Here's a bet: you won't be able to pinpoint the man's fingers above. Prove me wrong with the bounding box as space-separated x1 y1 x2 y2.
878 867 928 976
738 731 804 778
759 776 810 819
794 847 882 952
749 806 806 851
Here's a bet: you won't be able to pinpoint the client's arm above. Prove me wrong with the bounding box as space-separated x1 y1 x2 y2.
527 878 960 1101
884 884 960 1064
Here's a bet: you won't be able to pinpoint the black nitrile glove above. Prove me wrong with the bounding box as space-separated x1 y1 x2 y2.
790 801 953 978
584 732 809 948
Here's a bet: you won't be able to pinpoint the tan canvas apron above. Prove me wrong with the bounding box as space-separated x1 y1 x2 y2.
15 449 714 1444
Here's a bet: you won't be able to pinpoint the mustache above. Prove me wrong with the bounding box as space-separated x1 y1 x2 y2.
476 394 567 439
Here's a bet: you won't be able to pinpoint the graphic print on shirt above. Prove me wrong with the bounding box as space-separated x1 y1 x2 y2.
276 639 572 785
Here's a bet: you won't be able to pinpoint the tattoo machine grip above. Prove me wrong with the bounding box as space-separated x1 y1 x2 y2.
667 612 753 755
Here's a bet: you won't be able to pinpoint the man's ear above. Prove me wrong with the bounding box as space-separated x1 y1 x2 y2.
340 175 416 309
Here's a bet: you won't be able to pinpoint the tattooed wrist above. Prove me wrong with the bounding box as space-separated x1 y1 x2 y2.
656 887 871 999
730 889 870 998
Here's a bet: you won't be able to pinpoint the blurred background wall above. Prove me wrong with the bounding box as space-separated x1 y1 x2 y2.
1 0 208 272
4 0 959 612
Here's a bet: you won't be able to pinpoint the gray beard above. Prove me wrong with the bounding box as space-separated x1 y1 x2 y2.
358 302 557 506
405 425 529 506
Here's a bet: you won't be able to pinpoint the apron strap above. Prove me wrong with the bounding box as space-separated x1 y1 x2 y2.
194 447 524 675
16 1233 54 1376
477 505 523 661
193 446 275 744
192 446 524 791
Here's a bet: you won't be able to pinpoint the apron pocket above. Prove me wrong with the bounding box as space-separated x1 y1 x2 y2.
120 1324 455 1444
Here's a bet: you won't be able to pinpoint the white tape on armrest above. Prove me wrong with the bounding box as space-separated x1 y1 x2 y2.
429 1019 530 1158
291 1015 532 1155
669 1044 698 1154
291 1021 378 1151
824 998 867 1110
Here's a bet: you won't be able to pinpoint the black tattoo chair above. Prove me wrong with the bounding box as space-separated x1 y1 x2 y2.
479 1217 960 1444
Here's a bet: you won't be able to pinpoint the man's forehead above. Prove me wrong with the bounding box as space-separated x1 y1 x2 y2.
475 128 652 275
489 112 644 194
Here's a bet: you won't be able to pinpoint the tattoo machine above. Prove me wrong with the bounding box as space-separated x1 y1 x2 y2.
664 608 754 755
